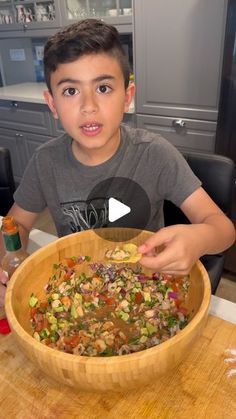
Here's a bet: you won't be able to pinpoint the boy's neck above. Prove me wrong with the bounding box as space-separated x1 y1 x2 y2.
71 131 121 166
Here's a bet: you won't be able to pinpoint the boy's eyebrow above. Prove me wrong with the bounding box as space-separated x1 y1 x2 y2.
56 75 116 86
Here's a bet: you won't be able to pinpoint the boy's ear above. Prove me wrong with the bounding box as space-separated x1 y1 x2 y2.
43 90 59 119
124 82 135 113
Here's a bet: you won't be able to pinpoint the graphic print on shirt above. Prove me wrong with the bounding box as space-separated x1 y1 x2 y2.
60 197 109 233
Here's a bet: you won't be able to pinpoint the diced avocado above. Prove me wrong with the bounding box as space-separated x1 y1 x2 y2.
71 303 78 319
141 327 148 336
146 322 157 335
29 294 38 308
46 312 57 324
140 335 148 343
118 310 129 322
143 292 151 302
39 328 50 339
54 306 64 313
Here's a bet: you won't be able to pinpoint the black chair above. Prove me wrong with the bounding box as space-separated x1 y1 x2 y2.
0 147 15 216
164 151 235 294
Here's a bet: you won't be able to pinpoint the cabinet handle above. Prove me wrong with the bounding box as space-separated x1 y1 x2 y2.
11 101 18 108
15 133 23 137
172 119 186 128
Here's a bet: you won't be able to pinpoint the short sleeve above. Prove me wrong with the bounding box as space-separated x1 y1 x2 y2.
14 153 47 213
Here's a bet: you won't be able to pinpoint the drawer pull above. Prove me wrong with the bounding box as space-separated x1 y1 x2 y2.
172 119 186 128
15 133 23 137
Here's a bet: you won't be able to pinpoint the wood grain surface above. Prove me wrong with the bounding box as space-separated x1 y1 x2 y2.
0 315 235 419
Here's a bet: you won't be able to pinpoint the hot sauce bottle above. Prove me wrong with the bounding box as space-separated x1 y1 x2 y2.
0 216 28 325
1 216 29 278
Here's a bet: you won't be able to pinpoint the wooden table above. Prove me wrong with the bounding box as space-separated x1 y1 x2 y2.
0 313 236 419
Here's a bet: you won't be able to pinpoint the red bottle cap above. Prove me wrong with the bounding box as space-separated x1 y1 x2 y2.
0 318 11 334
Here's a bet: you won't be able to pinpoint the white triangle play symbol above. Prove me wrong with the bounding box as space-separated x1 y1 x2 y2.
108 197 131 222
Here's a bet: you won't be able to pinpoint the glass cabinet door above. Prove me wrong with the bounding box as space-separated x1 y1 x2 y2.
0 0 59 30
65 0 132 20
0 1 14 25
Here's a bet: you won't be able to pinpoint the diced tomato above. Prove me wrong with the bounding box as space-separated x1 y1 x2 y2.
34 317 49 332
63 272 71 280
62 258 76 268
39 301 49 311
35 321 43 332
99 294 114 305
178 306 188 315
64 335 80 348
135 292 143 304
106 298 115 306
171 283 179 293
61 296 71 308
30 307 37 319
175 299 182 308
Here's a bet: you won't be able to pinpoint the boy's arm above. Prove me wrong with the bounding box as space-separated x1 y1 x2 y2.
139 187 236 275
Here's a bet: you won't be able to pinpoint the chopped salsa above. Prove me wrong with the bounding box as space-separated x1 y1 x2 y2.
29 255 190 356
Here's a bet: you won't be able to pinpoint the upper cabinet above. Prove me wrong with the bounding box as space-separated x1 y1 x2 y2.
0 0 132 35
134 0 228 121
60 0 132 32
0 0 61 33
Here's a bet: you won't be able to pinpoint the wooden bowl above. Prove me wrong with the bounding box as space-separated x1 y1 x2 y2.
5 228 211 392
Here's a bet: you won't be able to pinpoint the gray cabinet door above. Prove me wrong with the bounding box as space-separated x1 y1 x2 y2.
0 101 53 135
134 0 228 121
0 127 26 181
136 114 216 153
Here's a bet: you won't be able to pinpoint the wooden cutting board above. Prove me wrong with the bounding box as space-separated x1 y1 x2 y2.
0 315 235 419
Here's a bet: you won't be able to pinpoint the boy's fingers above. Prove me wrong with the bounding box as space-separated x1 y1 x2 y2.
138 229 169 254
0 270 8 285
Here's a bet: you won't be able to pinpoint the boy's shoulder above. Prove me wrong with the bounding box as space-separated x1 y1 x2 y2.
122 124 163 145
122 124 177 155
35 133 69 153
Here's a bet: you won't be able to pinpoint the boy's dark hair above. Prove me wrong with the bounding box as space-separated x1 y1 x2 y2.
43 19 130 92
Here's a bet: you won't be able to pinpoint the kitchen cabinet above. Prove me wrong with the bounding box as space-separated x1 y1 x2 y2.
137 115 216 153
0 0 61 35
60 0 132 33
134 0 228 152
0 100 54 182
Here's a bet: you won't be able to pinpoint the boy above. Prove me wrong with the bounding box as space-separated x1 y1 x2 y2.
0 19 235 307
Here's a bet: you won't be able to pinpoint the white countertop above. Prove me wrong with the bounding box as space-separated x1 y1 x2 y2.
0 82 135 113
0 82 47 104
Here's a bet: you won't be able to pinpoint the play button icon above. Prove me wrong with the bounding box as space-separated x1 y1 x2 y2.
108 197 131 222
86 176 151 241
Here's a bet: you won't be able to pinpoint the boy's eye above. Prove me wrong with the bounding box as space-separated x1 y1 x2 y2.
97 85 112 94
63 87 79 96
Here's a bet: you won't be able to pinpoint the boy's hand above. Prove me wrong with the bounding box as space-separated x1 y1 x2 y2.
0 268 8 308
138 225 203 276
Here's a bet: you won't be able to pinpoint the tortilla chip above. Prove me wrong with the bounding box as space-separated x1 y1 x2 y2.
105 243 142 263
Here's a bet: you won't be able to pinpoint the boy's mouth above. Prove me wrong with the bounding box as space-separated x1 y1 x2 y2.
80 122 102 137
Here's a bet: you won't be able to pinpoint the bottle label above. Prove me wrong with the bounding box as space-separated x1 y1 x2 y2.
3 232 21 252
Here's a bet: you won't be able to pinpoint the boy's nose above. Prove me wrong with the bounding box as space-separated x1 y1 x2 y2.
80 92 98 114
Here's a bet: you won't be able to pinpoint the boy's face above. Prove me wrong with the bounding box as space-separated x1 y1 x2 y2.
44 53 135 156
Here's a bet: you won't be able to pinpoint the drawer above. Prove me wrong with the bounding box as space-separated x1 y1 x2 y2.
136 114 216 153
0 100 53 136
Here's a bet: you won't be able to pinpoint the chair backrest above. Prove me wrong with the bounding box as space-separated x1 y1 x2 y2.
0 147 16 216
163 151 235 294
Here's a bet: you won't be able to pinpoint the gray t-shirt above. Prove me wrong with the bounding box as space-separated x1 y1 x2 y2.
14 124 201 237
